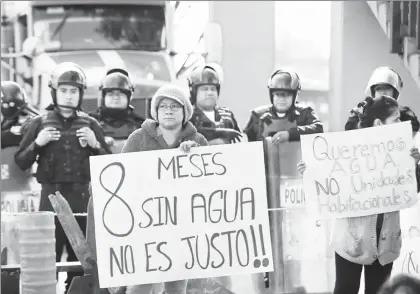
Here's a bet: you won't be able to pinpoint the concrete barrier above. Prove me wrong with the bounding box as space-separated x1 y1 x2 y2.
20 211 56 294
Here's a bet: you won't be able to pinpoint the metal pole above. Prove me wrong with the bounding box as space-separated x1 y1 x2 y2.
8 47 15 81
19 211 56 294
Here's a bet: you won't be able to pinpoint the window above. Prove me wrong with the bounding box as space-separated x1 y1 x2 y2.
33 4 166 51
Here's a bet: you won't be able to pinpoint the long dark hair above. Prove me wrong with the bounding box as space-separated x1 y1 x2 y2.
358 95 399 128
400 106 420 132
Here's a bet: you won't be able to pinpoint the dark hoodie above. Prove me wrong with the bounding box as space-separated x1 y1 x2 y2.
121 119 209 153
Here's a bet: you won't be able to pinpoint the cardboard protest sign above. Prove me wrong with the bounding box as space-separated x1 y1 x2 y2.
300 121 418 218
89 142 273 288
392 201 420 278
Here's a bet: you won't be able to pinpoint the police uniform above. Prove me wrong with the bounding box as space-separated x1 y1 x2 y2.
2 119 30 148
188 64 242 144
90 107 144 138
14 62 111 293
244 103 323 142
1 81 39 149
244 69 323 142
1 81 40 224
345 66 415 131
89 68 145 153
190 105 241 140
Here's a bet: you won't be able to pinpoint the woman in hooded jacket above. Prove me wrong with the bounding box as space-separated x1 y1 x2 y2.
121 83 209 294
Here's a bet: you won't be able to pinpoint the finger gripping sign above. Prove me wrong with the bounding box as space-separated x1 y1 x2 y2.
89 142 273 288
300 121 419 219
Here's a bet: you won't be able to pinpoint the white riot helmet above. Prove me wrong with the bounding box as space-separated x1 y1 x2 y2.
206 62 224 84
48 62 87 109
364 67 403 99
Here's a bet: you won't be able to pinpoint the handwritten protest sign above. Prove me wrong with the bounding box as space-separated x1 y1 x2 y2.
89 142 273 288
392 201 420 278
300 121 418 218
397 235 420 279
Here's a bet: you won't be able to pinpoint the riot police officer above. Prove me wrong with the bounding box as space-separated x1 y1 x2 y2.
89 68 145 153
365 66 403 98
14 62 111 293
244 69 323 142
1 81 41 222
1 81 39 149
188 64 242 145
345 66 415 130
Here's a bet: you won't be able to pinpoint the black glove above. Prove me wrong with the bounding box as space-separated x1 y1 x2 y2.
198 127 242 143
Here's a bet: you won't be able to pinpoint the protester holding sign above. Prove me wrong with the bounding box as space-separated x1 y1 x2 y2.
297 96 420 294
122 84 208 154
120 83 208 294
243 69 323 143
344 96 420 191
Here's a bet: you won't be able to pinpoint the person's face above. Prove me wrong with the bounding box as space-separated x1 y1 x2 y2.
196 85 218 110
374 84 395 98
56 84 80 109
157 98 184 129
272 90 294 113
104 90 128 109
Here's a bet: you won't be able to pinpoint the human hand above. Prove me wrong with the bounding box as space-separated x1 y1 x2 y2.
76 127 97 148
35 127 61 146
179 140 199 153
297 160 307 175
272 131 289 145
410 147 420 166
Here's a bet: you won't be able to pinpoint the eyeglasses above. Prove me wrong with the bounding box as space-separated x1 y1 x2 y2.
158 104 183 111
